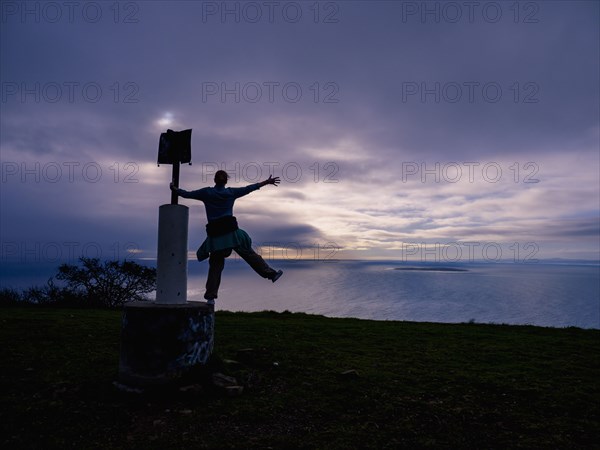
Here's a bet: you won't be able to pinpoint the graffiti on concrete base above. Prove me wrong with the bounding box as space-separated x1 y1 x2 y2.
170 312 215 370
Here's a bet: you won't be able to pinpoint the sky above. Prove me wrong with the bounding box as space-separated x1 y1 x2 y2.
1 0 599 266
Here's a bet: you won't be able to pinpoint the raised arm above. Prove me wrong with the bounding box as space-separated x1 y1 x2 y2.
259 175 280 187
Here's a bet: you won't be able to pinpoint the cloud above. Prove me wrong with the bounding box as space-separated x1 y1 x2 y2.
1 1 598 262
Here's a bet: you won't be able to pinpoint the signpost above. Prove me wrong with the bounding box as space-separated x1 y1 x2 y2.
118 129 215 389
157 128 191 205
155 129 192 304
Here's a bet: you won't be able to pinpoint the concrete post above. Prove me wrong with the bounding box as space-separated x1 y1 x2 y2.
156 204 189 304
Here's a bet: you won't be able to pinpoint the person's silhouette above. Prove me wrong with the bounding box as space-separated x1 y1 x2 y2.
170 170 283 304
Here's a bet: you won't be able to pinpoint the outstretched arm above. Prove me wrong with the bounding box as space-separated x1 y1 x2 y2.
259 175 280 188
169 182 206 200
229 175 281 199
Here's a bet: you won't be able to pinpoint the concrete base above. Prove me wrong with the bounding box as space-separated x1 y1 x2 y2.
118 301 214 387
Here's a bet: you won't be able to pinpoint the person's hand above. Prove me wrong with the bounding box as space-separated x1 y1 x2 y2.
267 175 280 186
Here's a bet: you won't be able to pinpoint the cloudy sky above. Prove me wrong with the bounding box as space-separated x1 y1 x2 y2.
1 0 598 265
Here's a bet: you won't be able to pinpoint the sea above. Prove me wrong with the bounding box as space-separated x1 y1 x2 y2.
1 259 599 329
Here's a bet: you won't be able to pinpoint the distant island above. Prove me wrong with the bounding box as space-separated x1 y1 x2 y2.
394 267 468 272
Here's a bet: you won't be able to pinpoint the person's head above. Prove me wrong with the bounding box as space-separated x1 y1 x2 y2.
214 170 229 186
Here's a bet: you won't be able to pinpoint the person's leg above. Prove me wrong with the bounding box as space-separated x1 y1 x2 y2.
234 244 279 279
232 230 283 282
235 245 283 282
205 249 232 299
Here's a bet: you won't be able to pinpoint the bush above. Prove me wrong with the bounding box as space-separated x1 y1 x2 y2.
0 279 81 307
1 258 157 309
24 278 91 307
56 257 157 308
0 287 23 306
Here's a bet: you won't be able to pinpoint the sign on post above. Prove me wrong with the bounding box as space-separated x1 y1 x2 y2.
158 129 192 204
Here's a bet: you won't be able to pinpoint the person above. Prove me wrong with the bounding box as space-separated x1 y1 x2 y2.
170 170 283 304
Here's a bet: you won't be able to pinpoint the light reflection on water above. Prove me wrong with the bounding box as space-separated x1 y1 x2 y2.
187 260 600 329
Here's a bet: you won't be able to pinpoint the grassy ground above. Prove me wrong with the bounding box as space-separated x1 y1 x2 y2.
0 307 598 449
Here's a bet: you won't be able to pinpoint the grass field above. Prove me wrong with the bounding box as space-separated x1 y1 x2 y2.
1 307 598 449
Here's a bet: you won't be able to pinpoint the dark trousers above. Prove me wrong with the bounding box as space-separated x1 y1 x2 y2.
205 246 277 300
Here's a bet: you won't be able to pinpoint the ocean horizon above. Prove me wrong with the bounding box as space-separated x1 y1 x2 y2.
1 259 599 330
